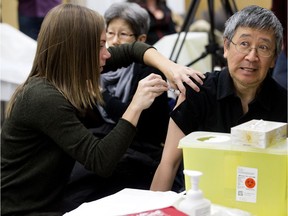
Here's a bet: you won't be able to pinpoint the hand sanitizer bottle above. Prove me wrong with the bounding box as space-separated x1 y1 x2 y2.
178 170 211 216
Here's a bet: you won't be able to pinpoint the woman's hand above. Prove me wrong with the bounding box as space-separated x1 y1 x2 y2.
167 64 205 94
143 48 205 95
122 73 168 126
132 73 168 110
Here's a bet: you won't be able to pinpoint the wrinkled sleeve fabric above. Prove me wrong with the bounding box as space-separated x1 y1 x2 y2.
103 42 153 72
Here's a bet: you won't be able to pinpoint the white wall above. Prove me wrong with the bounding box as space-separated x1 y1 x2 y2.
166 0 185 15
85 0 185 15
85 0 124 15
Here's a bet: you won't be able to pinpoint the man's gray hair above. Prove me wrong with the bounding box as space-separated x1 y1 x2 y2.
223 5 283 56
104 2 150 37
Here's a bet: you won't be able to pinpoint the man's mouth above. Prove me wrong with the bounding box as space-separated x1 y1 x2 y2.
240 67 257 72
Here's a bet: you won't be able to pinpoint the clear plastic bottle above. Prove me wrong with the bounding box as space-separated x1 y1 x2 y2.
178 170 211 216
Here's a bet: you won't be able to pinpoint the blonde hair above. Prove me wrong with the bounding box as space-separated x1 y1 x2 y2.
6 3 105 117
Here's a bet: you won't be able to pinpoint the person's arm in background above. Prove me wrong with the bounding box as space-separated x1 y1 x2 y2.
105 42 205 95
150 93 186 191
150 118 185 191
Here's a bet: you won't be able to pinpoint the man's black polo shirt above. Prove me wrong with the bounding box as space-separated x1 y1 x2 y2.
171 68 287 135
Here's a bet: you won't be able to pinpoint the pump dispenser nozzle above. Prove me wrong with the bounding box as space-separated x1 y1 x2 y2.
184 170 201 191
178 170 211 216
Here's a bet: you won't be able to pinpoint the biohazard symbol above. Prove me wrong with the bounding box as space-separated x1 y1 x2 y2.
245 177 256 189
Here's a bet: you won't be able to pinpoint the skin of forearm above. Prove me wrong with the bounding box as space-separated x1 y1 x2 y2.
150 165 176 191
143 48 175 81
121 104 143 127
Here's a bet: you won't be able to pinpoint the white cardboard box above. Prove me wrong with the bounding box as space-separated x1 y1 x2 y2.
231 119 287 148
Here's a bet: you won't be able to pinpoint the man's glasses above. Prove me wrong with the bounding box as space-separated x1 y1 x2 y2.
106 31 135 40
229 39 274 57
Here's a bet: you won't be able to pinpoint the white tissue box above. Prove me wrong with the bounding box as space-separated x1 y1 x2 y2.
231 120 287 148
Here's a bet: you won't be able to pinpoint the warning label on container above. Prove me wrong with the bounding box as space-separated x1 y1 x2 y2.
236 166 258 203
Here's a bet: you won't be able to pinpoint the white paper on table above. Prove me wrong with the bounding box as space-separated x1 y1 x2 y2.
63 188 182 216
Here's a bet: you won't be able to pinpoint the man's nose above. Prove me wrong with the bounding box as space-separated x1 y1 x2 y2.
245 48 259 61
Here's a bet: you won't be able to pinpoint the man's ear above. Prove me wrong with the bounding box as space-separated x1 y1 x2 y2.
137 34 147 42
223 38 229 58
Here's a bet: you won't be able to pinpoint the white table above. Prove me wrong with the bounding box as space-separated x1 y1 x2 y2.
64 188 252 216
153 32 212 73
0 23 36 101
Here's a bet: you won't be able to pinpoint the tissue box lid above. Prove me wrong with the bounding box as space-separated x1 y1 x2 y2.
231 119 287 132
179 131 288 155
230 120 287 149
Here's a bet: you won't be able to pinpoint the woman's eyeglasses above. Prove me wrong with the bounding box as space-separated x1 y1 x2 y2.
106 31 135 40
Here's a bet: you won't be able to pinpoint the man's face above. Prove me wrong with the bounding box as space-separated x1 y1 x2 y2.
223 27 276 89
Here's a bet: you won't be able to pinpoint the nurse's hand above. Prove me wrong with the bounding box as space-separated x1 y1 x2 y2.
131 73 168 110
122 73 168 126
167 64 205 95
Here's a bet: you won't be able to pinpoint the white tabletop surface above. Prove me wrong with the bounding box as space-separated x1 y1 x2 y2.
64 188 252 216
64 188 182 216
